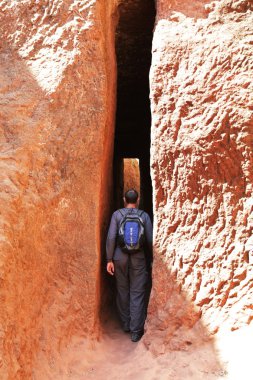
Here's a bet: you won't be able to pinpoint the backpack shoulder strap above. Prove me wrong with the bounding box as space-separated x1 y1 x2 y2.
118 209 124 217
118 209 130 222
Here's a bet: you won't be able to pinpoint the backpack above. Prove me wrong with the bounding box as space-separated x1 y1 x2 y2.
118 209 145 253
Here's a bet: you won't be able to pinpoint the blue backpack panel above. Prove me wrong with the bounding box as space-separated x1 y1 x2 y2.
118 209 145 253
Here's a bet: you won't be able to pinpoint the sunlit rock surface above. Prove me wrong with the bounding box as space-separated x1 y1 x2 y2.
146 0 253 353
0 0 116 378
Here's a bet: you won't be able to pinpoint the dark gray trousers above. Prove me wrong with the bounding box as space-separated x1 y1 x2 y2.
114 253 147 333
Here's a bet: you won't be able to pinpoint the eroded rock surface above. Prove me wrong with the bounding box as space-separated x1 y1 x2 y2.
146 0 253 353
0 0 116 378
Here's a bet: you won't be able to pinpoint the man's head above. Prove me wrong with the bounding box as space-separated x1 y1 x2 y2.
124 189 139 205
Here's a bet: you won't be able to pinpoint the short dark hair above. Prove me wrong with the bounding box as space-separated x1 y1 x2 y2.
124 189 139 204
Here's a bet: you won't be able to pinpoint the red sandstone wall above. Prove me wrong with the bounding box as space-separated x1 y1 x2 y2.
146 0 253 353
123 159 140 194
0 1 116 378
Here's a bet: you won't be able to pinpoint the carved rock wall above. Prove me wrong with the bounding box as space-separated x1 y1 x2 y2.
146 0 253 352
0 0 116 378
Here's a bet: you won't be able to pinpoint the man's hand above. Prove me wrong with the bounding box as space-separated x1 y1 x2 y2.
107 261 114 276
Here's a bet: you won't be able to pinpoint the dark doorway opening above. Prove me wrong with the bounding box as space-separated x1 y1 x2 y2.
101 0 155 329
113 0 155 218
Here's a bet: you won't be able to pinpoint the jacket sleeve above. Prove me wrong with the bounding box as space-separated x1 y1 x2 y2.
144 213 153 260
106 212 118 262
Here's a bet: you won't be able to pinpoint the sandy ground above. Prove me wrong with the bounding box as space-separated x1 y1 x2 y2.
34 316 253 380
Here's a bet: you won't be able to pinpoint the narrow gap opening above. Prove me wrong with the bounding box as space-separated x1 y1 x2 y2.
102 0 156 329
113 0 155 220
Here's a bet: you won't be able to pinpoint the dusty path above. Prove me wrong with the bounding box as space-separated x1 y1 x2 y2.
36 318 252 380
88 319 223 380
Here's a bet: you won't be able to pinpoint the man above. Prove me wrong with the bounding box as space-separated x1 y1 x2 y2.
106 189 153 342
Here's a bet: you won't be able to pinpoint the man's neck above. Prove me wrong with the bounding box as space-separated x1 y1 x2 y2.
126 203 137 208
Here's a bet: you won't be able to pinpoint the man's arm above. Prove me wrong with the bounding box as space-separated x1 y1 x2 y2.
106 212 118 274
144 213 153 261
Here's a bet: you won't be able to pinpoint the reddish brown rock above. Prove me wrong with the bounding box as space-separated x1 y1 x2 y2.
0 1 117 378
146 0 253 352
123 159 140 194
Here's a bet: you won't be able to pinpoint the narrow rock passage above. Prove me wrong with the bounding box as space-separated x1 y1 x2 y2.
113 0 155 216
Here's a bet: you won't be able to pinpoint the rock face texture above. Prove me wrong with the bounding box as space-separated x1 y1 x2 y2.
0 0 116 378
123 159 140 194
146 0 253 353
